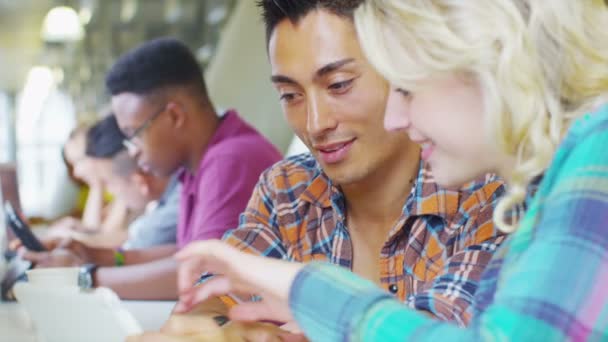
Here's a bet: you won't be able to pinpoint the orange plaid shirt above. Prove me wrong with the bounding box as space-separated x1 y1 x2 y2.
221 153 507 325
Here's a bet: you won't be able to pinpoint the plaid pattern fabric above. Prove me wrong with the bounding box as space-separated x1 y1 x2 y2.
289 105 608 342
223 154 506 325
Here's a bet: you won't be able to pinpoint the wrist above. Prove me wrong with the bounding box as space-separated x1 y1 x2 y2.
88 247 115 266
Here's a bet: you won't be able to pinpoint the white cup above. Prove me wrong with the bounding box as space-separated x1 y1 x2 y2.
26 267 80 287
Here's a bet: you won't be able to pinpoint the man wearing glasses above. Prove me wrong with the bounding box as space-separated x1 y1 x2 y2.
18 38 282 300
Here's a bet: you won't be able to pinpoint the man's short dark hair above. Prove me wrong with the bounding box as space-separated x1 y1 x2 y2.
257 0 364 45
85 114 126 158
105 37 209 99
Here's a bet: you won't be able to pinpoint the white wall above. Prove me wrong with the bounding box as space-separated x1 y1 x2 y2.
205 0 294 153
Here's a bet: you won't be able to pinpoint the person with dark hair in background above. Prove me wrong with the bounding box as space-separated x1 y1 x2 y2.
107 37 281 248
17 38 282 300
58 125 109 232
48 115 180 249
53 119 130 246
84 113 127 158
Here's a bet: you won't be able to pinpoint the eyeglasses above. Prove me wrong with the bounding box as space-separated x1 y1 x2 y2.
122 105 166 155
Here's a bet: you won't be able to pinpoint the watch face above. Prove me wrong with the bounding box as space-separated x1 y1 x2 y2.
78 265 94 289
77 270 87 288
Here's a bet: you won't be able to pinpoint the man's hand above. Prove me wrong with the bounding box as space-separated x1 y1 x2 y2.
12 236 92 268
24 248 85 267
127 314 308 342
9 234 64 252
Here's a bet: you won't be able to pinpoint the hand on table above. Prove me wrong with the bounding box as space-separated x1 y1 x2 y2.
128 240 309 342
127 314 307 342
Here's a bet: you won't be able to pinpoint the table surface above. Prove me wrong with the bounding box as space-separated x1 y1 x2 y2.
0 300 176 341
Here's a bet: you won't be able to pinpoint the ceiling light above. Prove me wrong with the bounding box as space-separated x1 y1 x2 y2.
41 6 85 43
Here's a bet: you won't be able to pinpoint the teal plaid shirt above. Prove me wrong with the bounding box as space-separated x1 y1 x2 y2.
289 104 608 341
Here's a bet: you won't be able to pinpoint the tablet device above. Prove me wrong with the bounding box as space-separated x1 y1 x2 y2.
4 201 46 252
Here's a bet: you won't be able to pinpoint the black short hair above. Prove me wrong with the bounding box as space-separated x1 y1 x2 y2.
85 114 126 158
105 37 209 98
257 0 364 45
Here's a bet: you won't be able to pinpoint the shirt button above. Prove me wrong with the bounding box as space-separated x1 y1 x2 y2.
388 284 398 294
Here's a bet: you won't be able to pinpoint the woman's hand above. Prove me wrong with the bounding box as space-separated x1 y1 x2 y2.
173 240 305 324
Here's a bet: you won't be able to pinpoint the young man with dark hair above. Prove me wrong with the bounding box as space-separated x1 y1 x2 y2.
129 1 508 341
19 38 282 300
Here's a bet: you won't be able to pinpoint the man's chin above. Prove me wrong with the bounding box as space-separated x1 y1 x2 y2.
151 169 170 178
323 167 363 187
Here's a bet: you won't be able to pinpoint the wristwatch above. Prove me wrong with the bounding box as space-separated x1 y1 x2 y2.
78 263 98 290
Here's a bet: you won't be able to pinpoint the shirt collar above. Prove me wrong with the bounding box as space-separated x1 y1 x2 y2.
299 159 462 221
158 173 180 205
299 168 334 208
403 160 461 220
206 110 241 148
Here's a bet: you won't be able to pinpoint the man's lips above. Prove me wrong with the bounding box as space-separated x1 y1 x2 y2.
314 138 356 164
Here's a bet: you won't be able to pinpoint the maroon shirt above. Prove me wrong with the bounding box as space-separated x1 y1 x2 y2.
177 110 282 248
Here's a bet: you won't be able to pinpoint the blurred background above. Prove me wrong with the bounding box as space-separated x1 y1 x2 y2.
0 0 305 221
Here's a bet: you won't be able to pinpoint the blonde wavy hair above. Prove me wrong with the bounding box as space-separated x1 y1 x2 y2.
355 0 608 232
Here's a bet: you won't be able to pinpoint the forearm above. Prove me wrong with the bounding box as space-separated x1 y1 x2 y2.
100 199 129 233
290 262 467 342
70 230 128 249
81 184 104 228
123 244 178 264
87 246 118 266
95 257 178 300
86 244 177 267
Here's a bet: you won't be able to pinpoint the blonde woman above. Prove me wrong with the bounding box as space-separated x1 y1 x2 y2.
129 0 608 341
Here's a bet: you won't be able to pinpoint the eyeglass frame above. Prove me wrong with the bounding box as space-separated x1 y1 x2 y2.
122 105 166 154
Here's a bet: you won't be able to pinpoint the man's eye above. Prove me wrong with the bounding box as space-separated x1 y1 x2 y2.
280 93 296 102
396 88 411 96
329 79 354 91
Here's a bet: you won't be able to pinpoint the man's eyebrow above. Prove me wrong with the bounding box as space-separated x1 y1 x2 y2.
314 58 356 80
270 58 356 84
270 75 298 84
